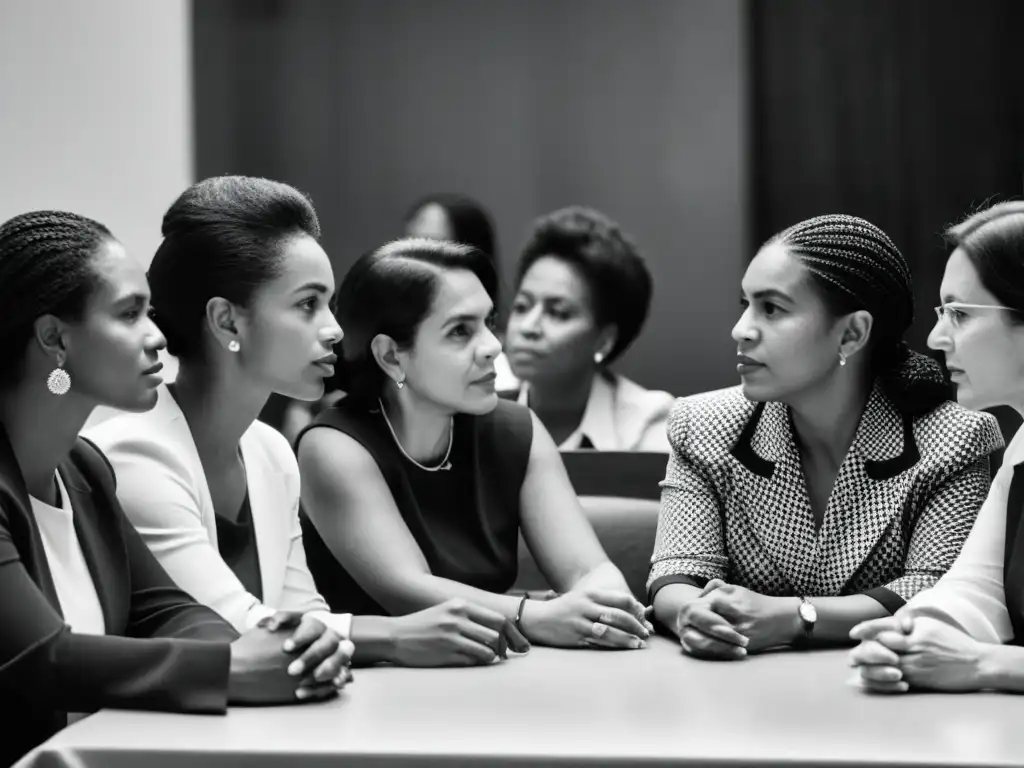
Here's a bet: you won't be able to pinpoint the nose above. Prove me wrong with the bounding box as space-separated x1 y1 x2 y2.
515 305 544 339
145 317 167 352
926 315 951 353
321 314 343 346
731 305 758 345
479 325 502 360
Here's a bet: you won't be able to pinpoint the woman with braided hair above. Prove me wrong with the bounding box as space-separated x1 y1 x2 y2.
0 211 350 766
649 213 1003 660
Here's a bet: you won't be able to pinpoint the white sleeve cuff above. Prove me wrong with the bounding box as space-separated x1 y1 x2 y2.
308 610 353 640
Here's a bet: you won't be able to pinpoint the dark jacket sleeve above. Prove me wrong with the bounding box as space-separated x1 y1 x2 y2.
0 449 237 716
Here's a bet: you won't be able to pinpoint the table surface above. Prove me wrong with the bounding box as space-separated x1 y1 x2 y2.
16 637 1024 768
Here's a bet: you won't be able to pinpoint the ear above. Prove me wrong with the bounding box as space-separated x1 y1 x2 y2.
370 333 406 385
594 325 618 365
205 297 243 352
839 309 874 360
33 314 69 365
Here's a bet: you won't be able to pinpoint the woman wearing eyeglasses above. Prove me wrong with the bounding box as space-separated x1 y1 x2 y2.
649 214 1003 660
849 202 1024 693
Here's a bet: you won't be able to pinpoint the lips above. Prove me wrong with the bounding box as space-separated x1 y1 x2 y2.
142 362 164 376
315 354 338 366
736 354 763 367
473 371 497 385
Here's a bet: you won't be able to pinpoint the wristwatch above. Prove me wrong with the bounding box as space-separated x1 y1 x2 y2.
797 596 817 642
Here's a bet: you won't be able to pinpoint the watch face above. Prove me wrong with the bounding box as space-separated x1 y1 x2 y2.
799 602 817 623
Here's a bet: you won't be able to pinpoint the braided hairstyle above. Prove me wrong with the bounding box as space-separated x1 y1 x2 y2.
771 213 952 416
516 206 652 366
0 210 113 390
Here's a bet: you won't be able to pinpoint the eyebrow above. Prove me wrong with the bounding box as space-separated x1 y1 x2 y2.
292 281 331 295
111 291 148 306
442 310 492 328
748 288 794 303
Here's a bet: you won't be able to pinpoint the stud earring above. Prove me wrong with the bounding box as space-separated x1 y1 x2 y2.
228 340 240 352
838 350 847 367
594 352 605 365
396 375 405 390
47 356 71 396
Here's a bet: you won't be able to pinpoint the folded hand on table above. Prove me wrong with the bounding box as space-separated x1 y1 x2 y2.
228 611 353 705
675 580 797 659
389 598 531 667
848 615 987 693
519 587 653 649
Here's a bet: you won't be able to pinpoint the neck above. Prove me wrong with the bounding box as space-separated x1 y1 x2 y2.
171 363 270 471
0 386 94 503
380 390 452 465
788 373 872 469
526 367 597 416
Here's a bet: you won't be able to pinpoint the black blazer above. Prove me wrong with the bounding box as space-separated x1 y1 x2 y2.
0 428 239 767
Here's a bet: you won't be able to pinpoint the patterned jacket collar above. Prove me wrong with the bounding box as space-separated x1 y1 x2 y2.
730 383 920 481
725 383 922 595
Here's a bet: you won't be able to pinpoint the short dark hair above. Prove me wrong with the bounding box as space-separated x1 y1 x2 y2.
944 201 1024 326
404 193 497 262
147 176 321 362
335 238 497 406
0 210 113 389
515 206 652 365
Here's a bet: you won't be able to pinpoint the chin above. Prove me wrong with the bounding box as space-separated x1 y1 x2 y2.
459 391 500 415
953 386 989 413
738 379 774 403
117 388 161 413
275 376 326 402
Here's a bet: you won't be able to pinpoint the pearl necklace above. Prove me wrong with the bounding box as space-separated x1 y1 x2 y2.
377 398 453 472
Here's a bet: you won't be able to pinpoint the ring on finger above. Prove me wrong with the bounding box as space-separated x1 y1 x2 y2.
591 621 608 638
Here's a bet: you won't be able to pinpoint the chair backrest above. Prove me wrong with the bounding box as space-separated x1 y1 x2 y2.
513 496 661 602
559 451 668 501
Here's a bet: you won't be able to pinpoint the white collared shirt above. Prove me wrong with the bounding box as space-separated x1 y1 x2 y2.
516 370 673 452
29 471 106 636
901 422 1024 643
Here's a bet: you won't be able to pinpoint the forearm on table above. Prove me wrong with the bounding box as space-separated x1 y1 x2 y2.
373 572 527 620
979 644 1024 692
568 561 631 595
651 582 705 636
789 594 891 645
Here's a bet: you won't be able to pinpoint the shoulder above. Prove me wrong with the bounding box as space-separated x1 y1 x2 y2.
912 401 1004 468
85 405 191 480
245 418 299 477
611 373 675 416
68 435 118 495
667 386 757 456
296 404 385 481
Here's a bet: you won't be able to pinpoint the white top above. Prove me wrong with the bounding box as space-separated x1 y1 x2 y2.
900 420 1024 644
517 370 674 452
29 470 105 636
85 385 351 639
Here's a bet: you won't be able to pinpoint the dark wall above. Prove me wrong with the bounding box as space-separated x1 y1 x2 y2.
751 0 1024 354
193 0 750 398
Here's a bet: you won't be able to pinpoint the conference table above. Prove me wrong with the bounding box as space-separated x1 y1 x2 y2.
15 636 1024 767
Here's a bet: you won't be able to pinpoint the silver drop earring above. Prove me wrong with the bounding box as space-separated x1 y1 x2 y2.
47 357 71 395
838 350 847 367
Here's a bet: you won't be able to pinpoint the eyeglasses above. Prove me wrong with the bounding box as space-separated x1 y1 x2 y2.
933 302 1015 329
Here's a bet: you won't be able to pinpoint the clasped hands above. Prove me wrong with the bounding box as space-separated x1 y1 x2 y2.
674 579 800 659
847 614 989 693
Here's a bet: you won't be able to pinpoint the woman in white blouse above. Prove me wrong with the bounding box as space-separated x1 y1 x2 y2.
88 176 528 668
501 206 673 452
849 202 1024 693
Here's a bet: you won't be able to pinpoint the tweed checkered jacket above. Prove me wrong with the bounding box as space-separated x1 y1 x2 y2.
647 384 1003 612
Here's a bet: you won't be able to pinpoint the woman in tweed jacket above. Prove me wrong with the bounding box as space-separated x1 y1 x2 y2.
649 214 1003 659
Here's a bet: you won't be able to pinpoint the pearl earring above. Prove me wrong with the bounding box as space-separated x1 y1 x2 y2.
228 340 240 352
594 352 605 365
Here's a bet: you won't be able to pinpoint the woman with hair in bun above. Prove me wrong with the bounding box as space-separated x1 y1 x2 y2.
849 202 1024 694
648 214 1003 659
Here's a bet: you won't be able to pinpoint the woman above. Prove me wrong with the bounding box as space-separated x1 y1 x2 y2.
297 238 653 649
0 211 349 766
648 213 1002 660
88 176 527 669
280 193 502 442
503 206 673 451
849 202 1024 693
